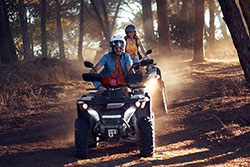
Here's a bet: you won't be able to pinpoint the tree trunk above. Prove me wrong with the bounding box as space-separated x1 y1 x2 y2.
0 0 9 64
27 2 34 58
78 0 84 61
110 0 121 35
0 0 17 64
141 0 155 48
18 0 32 61
193 0 205 62
41 0 47 58
239 0 250 32
207 0 216 55
218 0 250 85
90 0 121 42
101 0 111 40
180 0 190 21
55 0 66 60
156 0 170 57
208 0 215 42
90 0 108 40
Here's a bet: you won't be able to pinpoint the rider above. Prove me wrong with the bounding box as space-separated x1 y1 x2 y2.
90 35 133 93
124 24 146 63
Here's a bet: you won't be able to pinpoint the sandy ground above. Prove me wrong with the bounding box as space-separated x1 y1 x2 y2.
1 60 250 167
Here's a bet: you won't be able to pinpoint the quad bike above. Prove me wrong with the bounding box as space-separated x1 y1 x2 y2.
139 49 168 116
75 53 155 158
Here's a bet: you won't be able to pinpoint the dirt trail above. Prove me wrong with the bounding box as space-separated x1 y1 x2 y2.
1 60 250 167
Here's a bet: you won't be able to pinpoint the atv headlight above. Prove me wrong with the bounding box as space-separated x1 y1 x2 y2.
140 101 146 108
144 78 158 93
135 101 141 108
82 103 88 110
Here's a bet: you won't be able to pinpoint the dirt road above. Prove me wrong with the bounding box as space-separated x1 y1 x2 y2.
1 60 250 167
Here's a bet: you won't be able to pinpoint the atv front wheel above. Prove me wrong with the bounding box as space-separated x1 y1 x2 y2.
75 118 89 158
138 117 155 157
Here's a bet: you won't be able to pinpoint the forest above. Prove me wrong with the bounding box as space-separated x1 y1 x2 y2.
0 0 250 166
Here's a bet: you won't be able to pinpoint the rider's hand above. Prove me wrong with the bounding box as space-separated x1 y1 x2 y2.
144 55 149 59
89 69 97 74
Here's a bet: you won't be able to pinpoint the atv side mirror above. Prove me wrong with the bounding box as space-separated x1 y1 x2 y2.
84 61 94 68
146 49 152 55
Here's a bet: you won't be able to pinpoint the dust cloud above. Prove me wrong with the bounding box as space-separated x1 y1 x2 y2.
150 42 238 146
149 48 194 147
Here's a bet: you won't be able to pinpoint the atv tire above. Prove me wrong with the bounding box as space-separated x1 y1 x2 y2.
75 118 89 158
138 117 155 157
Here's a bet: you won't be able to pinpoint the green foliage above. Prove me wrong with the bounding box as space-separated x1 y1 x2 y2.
169 14 195 48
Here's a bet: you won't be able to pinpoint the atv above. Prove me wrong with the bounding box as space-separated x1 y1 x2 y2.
75 54 155 158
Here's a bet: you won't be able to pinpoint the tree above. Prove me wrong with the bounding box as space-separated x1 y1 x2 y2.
169 0 195 49
218 0 250 85
90 0 121 42
156 0 170 56
239 0 250 32
141 0 155 47
0 0 17 64
27 1 35 58
180 0 191 21
78 0 84 61
55 0 65 60
193 0 205 62
41 0 47 57
18 0 32 61
208 0 215 43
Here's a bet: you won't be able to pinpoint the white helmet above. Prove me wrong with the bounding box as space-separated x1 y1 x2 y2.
110 35 124 48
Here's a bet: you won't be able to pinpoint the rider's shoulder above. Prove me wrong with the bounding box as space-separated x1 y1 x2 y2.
102 52 113 58
104 52 112 56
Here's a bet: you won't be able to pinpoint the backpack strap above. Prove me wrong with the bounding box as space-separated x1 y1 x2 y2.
135 38 142 60
125 38 128 52
135 38 138 48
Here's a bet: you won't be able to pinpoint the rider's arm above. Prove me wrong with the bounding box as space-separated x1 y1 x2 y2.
90 53 109 73
124 53 134 74
126 63 134 73
89 63 103 74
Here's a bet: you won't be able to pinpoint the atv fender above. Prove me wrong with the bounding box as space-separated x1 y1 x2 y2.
77 105 91 120
136 93 153 120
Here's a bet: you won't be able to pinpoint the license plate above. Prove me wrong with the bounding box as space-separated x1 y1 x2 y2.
108 129 117 138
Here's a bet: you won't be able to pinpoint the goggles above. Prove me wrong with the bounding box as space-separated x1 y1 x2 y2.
114 46 124 50
111 40 124 48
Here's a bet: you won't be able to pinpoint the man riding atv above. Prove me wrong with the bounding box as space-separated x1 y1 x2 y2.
75 35 155 158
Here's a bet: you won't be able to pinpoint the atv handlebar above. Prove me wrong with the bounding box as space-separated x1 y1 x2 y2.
82 73 102 82
140 59 154 66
